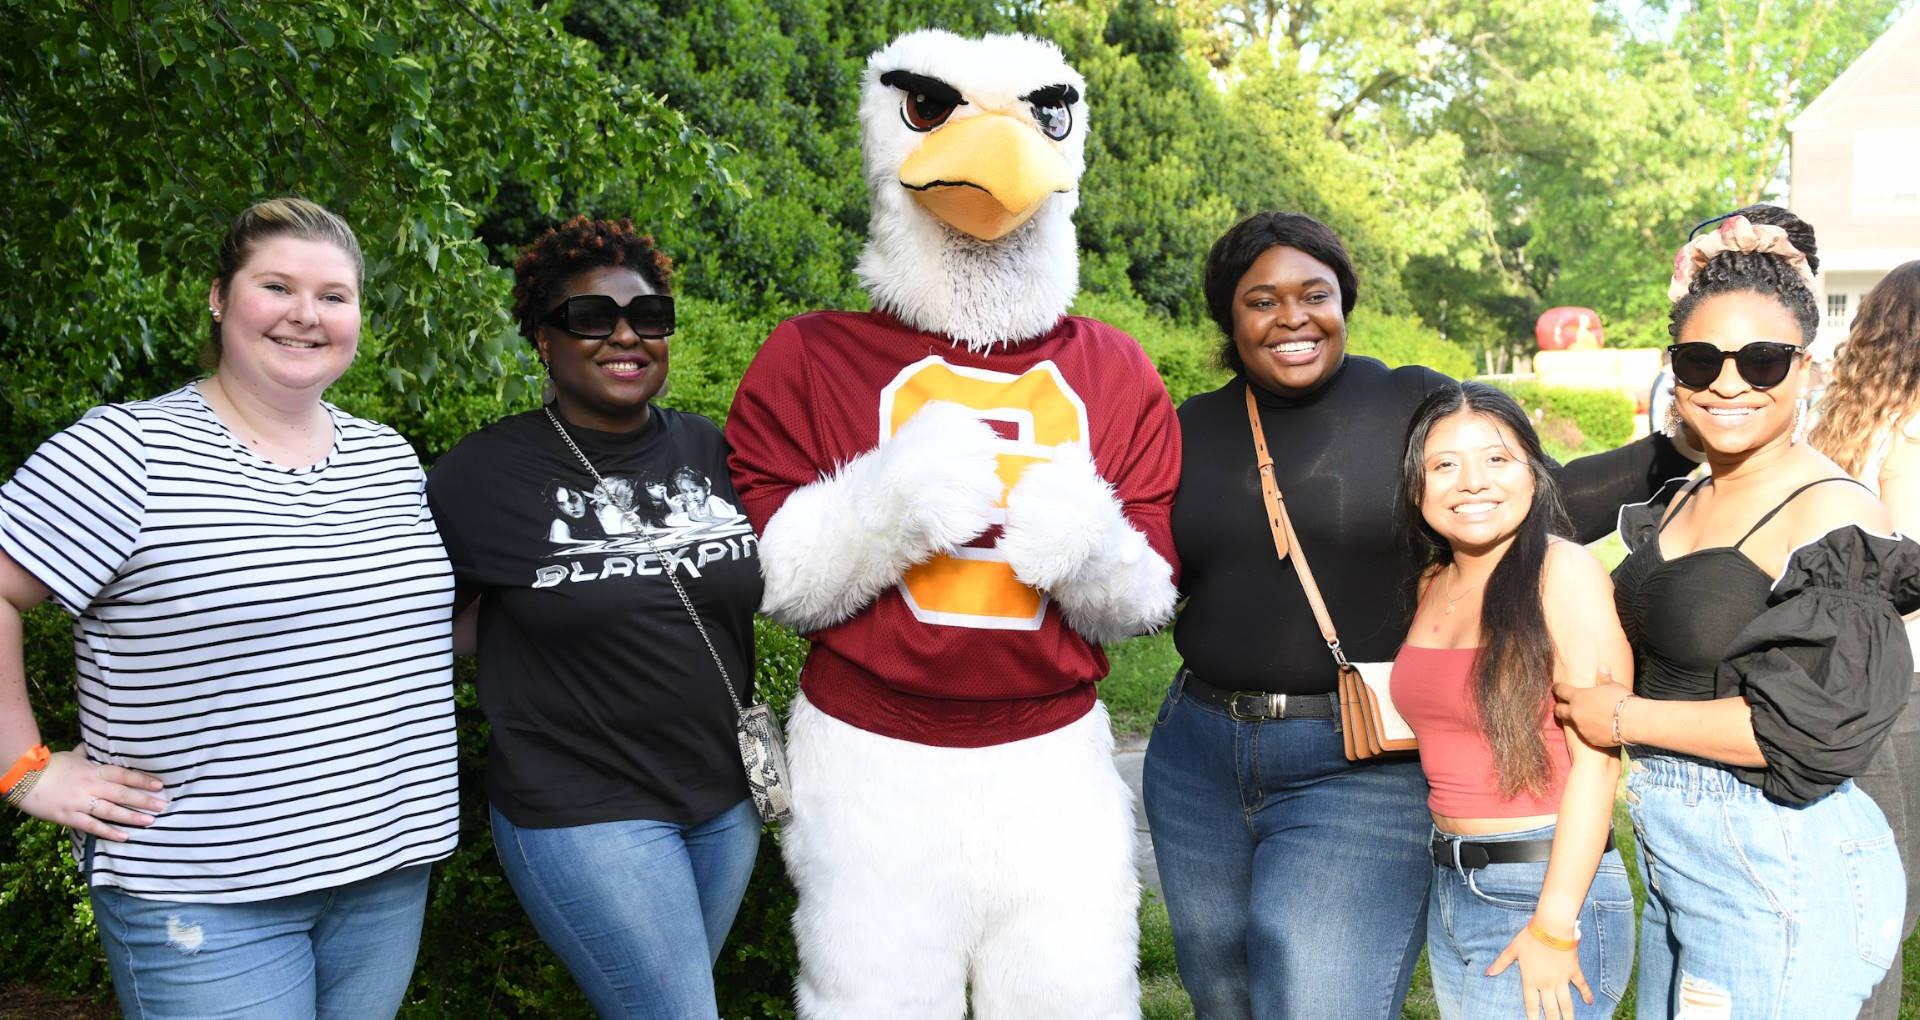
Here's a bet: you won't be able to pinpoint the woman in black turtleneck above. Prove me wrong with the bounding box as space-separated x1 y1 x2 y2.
1143 212 1696 1019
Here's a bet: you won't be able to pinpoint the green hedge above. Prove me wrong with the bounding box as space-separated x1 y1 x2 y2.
1348 310 1476 380
1071 289 1230 406
1491 380 1636 461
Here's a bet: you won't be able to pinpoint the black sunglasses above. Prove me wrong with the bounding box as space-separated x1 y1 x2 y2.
1667 340 1806 390
543 294 675 340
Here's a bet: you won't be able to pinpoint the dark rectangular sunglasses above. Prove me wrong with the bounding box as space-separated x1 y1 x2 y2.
543 294 675 339
1667 340 1806 390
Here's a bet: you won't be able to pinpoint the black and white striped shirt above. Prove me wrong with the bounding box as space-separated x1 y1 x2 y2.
0 386 459 902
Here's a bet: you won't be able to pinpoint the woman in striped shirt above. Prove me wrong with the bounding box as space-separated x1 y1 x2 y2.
0 198 459 1019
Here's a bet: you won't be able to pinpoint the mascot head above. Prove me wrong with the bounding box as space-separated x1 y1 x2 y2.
856 30 1087 350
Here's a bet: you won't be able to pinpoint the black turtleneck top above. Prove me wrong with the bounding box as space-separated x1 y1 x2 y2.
1171 358 1693 696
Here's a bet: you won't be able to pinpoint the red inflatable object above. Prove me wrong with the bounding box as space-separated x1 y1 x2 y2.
1536 307 1604 350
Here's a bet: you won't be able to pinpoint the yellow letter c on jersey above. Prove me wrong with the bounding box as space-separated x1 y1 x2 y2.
877 357 1091 630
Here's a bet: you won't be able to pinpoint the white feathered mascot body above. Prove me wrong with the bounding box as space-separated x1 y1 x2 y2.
726 30 1179 1019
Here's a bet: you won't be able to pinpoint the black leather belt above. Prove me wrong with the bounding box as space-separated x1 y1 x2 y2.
1181 670 1336 721
1432 830 1616 870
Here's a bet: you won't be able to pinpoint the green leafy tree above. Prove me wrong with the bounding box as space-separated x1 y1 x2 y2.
1657 0 1910 207
555 0 1014 315
0 0 728 461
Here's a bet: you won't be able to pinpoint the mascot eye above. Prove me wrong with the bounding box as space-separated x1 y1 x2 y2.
902 93 956 132
1031 101 1072 141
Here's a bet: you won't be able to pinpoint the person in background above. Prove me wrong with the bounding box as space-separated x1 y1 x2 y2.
1395 382 1635 1020
0 197 459 1019
1809 258 1920 1020
428 217 762 1020
1647 353 1675 440
1557 206 1916 1016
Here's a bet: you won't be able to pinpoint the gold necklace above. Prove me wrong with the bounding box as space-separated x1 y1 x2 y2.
1441 565 1481 616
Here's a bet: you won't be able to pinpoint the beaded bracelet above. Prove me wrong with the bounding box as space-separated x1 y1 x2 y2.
4 769 42 807
1610 695 1633 746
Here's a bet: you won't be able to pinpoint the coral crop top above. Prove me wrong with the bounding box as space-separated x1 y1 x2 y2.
1390 644 1571 818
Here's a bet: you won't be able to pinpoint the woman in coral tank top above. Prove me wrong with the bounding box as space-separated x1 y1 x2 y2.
1390 382 1636 1019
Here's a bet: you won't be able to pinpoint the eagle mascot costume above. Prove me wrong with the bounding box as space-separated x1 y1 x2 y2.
727 30 1179 1019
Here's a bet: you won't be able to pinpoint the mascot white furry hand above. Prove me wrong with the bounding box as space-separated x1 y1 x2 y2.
725 28 1180 1020
757 401 1004 632
999 442 1174 643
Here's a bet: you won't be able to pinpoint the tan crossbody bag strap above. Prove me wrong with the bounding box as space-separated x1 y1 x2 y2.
1244 386 1350 668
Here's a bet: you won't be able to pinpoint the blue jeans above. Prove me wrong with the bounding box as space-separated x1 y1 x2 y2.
1628 753 1904 1018
1428 825 1635 1019
1142 669 1432 1019
89 863 429 1020
490 799 760 1020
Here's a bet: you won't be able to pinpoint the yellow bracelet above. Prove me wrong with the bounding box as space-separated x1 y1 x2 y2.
1528 921 1578 952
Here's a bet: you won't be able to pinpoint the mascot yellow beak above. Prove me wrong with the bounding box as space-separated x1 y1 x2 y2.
899 113 1073 242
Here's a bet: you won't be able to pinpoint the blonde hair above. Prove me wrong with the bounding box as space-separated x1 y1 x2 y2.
1811 261 1920 476
206 197 363 364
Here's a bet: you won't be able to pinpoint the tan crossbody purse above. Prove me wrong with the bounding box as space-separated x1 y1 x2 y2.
1244 387 1417 760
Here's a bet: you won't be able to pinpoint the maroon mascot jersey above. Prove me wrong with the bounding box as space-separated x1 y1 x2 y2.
726 309 1180 747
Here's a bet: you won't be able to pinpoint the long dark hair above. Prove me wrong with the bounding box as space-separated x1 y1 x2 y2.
1399 382 1571 797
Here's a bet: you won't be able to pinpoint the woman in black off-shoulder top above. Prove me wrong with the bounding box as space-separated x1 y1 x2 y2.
1555 205 1920 1017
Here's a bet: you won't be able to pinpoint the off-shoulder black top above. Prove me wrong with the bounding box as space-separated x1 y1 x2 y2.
1614 476 1920 804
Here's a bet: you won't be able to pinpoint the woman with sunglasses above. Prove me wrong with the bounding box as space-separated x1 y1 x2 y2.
0 198 459 1018
1810 259 1920 1020
1555 206 1920 1016
427 217 764 1019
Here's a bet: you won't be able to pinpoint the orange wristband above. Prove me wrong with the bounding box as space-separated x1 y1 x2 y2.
1528 921 1578 952
1 744 51 793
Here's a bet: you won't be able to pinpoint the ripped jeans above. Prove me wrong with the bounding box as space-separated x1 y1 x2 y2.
89 863 429 1020
1627 753 1903 1019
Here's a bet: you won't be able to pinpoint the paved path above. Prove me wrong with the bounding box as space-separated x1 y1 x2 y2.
1113 734 1160 895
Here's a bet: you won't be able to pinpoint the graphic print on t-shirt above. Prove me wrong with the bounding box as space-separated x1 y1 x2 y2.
533 465 756 588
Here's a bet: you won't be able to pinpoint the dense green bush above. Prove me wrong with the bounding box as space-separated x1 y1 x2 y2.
1072 290 1229 406
1348 311 1478 380
0 605 106 995
1493 381 1637 459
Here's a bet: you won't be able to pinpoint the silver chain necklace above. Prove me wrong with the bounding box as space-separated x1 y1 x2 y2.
543 406 745 715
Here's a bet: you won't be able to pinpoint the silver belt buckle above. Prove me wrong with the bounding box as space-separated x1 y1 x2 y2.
1229 691 1285 721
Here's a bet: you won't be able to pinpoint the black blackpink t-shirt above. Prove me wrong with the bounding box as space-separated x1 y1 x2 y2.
428 405 761 828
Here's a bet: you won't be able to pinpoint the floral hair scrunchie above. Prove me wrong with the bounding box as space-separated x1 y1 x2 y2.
1668 215 1822 302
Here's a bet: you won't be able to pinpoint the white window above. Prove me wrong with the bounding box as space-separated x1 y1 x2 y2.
1828 293 1849 329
